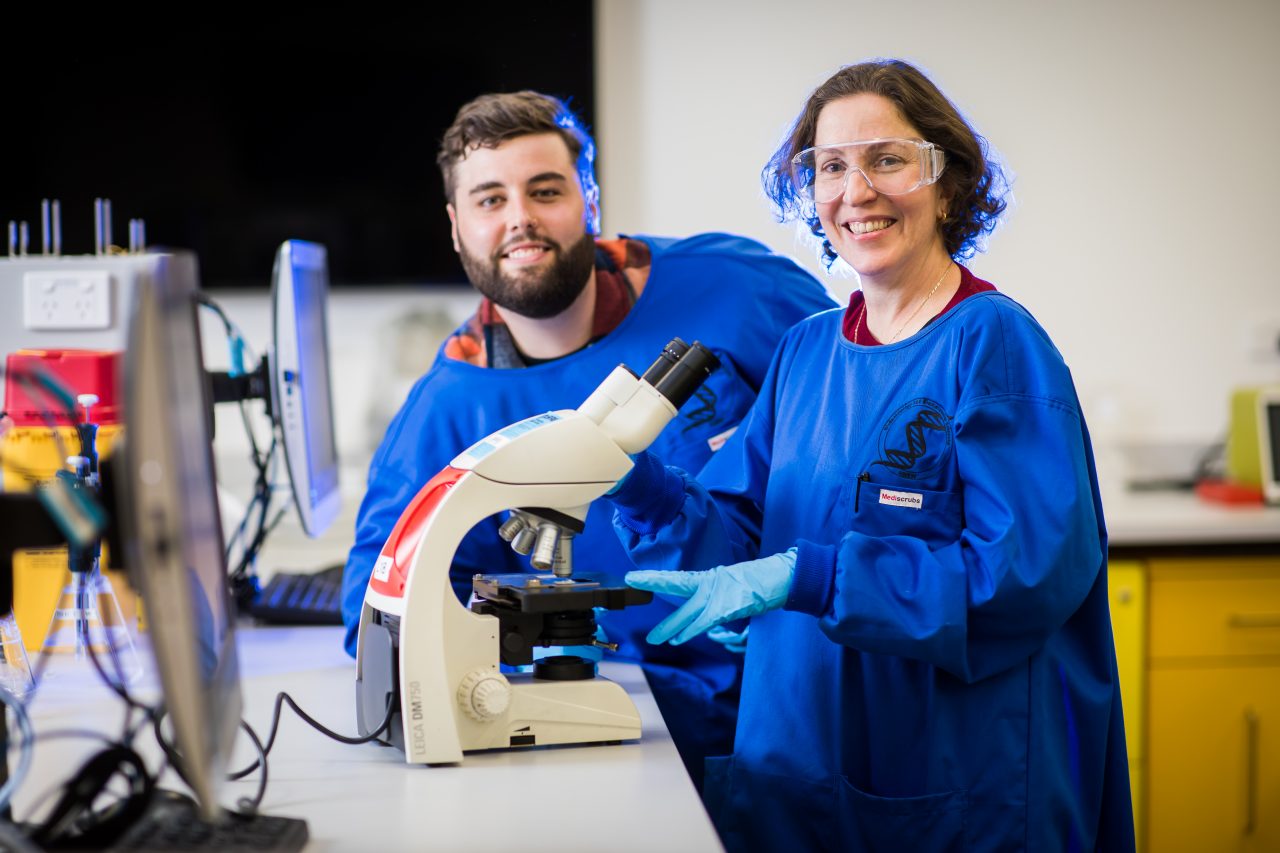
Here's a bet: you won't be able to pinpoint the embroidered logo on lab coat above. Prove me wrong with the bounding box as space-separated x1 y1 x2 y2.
682 384 721 433
871 397 954 480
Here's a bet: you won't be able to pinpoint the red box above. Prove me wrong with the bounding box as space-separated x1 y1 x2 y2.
3 349 122 426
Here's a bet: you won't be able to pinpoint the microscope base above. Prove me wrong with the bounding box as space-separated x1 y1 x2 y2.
455 673 642 755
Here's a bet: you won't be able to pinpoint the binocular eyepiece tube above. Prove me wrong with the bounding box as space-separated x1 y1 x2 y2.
641 337 720 410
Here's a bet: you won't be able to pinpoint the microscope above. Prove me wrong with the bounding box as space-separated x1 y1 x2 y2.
354 339 719 765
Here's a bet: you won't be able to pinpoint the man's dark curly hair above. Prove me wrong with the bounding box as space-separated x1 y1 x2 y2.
763 59 1008 268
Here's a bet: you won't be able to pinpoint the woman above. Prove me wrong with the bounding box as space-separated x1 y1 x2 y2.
607 60 1134 851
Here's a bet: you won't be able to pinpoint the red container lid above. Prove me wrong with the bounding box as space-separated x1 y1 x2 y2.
3 349 123 426
1195 478 1265 506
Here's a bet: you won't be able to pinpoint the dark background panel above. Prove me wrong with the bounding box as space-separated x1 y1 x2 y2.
1 6 595 287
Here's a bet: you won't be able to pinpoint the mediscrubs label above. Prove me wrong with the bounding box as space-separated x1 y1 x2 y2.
707 425 738 452
879 488 923 510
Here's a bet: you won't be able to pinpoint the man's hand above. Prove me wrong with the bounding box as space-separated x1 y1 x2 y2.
625 549 796 646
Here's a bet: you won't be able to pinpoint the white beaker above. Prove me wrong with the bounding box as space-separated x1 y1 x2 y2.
0 614 35 699
42 563 142 685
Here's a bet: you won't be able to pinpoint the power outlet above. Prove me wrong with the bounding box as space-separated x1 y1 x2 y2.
22 270 113 330
1243 319 1280 364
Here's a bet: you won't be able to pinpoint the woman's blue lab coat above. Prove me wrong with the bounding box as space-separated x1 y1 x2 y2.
617 279 1135 851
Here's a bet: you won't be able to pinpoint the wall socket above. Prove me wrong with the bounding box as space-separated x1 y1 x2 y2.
22 270 113 330
1243 319 1280 364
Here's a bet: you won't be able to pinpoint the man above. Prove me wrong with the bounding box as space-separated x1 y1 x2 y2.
341 91 833 788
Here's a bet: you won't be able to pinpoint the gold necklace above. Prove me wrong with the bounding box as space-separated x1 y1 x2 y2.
885 261 953 344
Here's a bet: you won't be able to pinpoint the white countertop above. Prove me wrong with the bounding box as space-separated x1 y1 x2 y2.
1103 488 1280 547
12 626 724 853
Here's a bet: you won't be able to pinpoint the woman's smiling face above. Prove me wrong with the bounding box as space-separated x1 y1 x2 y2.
814 94 949 287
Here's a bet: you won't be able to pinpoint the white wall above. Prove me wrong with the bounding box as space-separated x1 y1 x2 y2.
596 0 1280 463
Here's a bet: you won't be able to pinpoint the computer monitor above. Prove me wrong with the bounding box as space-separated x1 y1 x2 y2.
115 250 241 821
269 240 340 538
1259 387 1280 505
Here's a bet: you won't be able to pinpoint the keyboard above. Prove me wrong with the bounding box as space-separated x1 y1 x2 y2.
250 564 344 625
109 791 309 851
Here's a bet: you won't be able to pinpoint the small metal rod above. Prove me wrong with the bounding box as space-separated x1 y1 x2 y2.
93 198 103 255
102 198 112 252
6 221 15 257
18 221 29 256
40 199 50 255
51 199 62 255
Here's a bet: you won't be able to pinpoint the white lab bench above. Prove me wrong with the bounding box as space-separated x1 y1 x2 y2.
12 626 724 853
1103 487 1280 547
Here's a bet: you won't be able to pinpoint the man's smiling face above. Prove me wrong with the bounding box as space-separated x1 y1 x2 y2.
447 133 598 318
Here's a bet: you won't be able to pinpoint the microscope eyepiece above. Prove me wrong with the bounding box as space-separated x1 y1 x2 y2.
653 341 720 409
641 338 690 386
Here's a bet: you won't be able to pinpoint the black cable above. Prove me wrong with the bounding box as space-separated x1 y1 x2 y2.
228 691 396 782
234 721 269 813
74 575 153 730
1193 434 1227 484
0 818 41 853
231 506 286 583
147 707 201 806
27 744 153 849
197 293 283 601
195 294 267 468
193 292 235 336
147 691 390 820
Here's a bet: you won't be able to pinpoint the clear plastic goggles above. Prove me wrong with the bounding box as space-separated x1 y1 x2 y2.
790 137 945 202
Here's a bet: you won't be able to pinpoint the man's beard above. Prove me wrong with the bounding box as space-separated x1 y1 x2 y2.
459 231 597 319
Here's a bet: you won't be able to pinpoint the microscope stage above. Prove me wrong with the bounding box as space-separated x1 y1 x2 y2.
472 573 652 612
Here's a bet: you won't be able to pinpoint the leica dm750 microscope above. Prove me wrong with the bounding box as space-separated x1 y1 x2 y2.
354 339 719 764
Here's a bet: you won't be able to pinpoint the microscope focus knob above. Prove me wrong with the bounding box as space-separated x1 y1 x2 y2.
457 669 511 722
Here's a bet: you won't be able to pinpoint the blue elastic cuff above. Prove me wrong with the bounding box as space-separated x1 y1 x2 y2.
609 451 686 536
784 539 836 616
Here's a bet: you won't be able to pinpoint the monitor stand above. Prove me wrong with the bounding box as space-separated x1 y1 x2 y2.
108 790 309 852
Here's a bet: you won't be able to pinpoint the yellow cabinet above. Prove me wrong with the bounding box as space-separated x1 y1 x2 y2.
1148 665 1280 851
1109 560 1146 849
1145 556 1280 852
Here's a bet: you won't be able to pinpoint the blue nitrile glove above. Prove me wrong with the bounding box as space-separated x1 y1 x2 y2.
626 549 797 646
706 624 749 654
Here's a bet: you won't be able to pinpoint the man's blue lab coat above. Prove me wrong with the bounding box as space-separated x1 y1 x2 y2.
342 233 834 785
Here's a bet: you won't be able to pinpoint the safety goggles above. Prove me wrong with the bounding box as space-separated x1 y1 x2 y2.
789 137 945 202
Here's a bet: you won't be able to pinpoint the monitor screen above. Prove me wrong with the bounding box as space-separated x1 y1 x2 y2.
115 251 241 821
1264 396 1280 504
271 240 341 537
